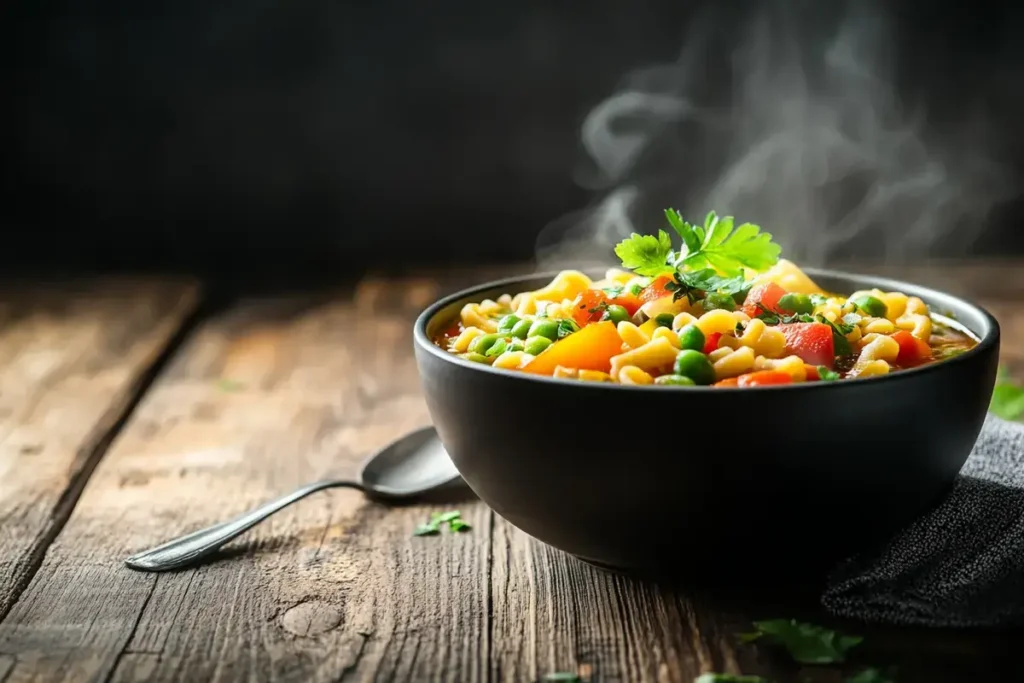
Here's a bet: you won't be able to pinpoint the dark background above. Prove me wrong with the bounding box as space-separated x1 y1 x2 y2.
3 0 1023 279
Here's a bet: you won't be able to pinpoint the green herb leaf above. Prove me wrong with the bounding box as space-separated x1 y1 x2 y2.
817 366 841 382
846 668 896 683
543 673 582 682
991 367 1024 421
664 268 750 304
742 619 863 664
431 510 463 524
665 208 703 256
672 210 782 276
694 674 770 683
613 230 675 276
413 523 440 537
557 319 581 339
449 519 471 532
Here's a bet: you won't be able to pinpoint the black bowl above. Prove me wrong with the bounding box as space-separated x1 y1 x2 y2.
413 268 1000 584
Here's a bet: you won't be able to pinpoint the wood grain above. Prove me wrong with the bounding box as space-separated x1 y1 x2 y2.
0 278 199 619
0 277 492 683
0 262 1023 683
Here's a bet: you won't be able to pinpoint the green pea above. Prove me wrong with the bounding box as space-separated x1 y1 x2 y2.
468 333 504 355
677 324 706 352
654 374 696 387
778 292 814 315
523 335 553 356
508 338 525 353
528 319 560 341
496 314 521 333
654 312 675 328
462 352 492 364
509 318 533 339
673 349 716 385
603 304 630 325
702 292 735 312
852 295 887 318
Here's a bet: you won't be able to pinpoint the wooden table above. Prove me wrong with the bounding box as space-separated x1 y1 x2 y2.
1 262 1022 683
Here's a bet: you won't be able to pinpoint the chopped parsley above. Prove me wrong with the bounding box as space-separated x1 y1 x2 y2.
817 366 841 381
413 510 471 536
754 306 854 357
739 619 862 665
663 268 750 305
991 367 1024 421
557 319 581 339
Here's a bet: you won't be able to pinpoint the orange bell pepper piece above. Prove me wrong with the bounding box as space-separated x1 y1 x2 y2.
522 321 624 375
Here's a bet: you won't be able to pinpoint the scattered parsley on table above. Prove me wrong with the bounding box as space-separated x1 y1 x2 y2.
413 510 471 536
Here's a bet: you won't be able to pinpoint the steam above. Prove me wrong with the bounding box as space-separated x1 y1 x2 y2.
536 0 1015 270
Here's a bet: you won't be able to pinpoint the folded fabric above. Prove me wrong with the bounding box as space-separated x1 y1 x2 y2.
822 415 1024 628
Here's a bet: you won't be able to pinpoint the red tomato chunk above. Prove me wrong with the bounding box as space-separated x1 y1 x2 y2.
742 282 787 318
778 322 835 367
892 330 930 367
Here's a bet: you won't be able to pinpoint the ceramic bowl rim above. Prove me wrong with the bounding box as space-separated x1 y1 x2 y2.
413 266 1001 393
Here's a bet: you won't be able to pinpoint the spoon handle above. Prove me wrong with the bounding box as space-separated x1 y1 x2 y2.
124 479 361 572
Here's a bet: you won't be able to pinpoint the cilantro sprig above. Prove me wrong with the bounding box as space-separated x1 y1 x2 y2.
614 209 782 280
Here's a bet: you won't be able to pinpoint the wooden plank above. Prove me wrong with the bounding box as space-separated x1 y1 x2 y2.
490 517 1024 683
0 277 492 683
0 278 199 619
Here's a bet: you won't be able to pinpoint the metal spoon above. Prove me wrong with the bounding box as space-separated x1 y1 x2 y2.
124 425 459 572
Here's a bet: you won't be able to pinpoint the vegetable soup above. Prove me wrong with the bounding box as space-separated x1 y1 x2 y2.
432 209 978 387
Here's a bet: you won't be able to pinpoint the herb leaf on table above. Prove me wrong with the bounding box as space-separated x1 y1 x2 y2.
846 667 897 683
412 510 470 536
990 367 1024 421
740 619 863 664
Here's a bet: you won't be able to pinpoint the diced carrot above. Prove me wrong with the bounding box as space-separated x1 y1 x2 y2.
804 364 820 381
741 282 788 318
892 330 931 367
522 321 624 375
778 322 835 367
714 377 740 387
736 370 793 387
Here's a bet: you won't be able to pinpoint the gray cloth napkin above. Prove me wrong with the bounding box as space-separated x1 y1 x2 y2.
822 415 1024 628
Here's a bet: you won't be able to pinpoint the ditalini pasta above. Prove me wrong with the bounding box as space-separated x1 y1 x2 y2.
432 209 978 387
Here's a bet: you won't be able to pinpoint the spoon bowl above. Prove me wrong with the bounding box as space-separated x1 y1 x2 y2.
124 425 460 572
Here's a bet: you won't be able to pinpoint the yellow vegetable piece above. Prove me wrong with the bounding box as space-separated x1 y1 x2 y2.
522 321 624 375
